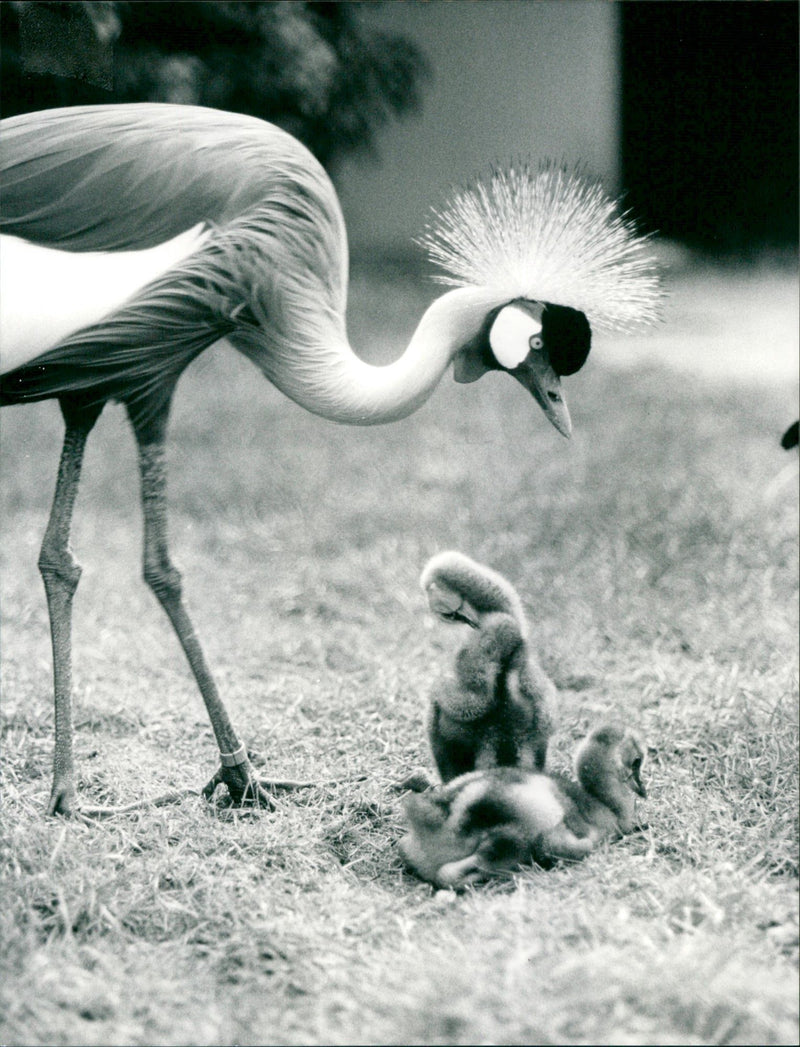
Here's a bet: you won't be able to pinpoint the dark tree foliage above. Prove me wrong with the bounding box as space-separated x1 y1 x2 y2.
1 1 430 169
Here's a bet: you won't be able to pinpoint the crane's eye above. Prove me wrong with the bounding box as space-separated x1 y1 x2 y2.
529 334 543 351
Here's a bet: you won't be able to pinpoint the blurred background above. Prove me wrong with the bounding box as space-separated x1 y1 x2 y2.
2 0 797 258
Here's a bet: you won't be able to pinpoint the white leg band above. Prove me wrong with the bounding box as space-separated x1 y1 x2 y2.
219 743 248 768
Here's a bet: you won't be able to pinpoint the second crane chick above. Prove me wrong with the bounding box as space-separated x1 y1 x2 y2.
399 724 648 889
421 551 556 782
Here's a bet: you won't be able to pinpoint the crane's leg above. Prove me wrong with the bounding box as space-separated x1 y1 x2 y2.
127 397 275 808
39 397 103 816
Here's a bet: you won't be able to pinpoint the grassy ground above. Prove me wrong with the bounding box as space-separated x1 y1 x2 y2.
1 257 798 1046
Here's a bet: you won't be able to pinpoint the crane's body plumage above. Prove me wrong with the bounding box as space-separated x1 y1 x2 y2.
0 104 509 425
0 103 333 252
0 224 210 368
1 104 348 418
0 103 659 815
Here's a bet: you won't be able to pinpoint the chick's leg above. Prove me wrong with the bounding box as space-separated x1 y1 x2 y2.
538 823 597 862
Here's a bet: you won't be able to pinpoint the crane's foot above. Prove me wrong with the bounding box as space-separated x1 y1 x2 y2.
46 779 79 818
201 760 277 810
46 779 196 819
200 755 367 809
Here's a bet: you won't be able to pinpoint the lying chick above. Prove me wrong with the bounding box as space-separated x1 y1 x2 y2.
399 724 647 889
421 551 555 781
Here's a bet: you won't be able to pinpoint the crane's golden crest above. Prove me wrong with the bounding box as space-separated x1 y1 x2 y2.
419 162 662 333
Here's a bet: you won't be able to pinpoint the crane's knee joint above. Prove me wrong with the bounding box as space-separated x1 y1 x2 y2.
143 562 183 602
38 554 82 596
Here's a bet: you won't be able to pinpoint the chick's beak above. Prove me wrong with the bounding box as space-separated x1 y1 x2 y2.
630 766 647 799
427 584 480 628
512 352 572 438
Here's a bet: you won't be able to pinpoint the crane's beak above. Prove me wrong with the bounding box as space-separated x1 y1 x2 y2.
512 353 572 438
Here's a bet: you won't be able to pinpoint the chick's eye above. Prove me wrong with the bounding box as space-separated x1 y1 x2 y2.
529 334 543 351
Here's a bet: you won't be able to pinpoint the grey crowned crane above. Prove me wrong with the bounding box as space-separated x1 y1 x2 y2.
0 103 660 816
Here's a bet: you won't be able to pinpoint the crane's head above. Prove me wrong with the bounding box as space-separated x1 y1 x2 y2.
574 724 647 834
453 298 590 437
419 161 661 437
574 724 647 798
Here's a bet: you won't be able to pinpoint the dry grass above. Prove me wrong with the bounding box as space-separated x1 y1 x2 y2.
1 257 798 1045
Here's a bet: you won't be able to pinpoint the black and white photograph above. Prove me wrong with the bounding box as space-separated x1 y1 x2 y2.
1 1 797 1044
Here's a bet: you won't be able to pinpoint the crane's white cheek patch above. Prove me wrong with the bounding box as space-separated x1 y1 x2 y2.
0 224 208 374
489 304 543 370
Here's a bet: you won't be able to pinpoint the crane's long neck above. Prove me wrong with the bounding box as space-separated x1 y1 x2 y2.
233 285 504 426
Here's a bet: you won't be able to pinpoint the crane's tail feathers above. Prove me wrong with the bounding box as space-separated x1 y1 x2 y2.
418 161 662 333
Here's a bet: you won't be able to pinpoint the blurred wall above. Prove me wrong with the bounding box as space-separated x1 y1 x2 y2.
621 2 798 251
336 0 620 253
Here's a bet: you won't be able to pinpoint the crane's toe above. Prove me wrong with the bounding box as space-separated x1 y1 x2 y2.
46 781 106 824
202 761 277 810
46 778 79 818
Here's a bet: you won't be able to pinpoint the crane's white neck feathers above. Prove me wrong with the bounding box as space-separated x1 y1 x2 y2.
233 282 505 425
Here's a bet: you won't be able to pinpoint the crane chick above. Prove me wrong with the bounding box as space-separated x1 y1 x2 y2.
421 551 556 782
399 724 647 889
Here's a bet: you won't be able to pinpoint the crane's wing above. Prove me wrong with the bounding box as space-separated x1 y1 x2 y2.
0 103 322 251
0 105 348 417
